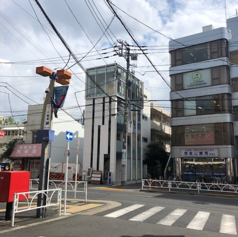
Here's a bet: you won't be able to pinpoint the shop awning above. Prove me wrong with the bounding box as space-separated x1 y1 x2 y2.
11 144 42 158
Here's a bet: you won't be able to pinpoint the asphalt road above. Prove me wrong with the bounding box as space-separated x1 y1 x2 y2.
1 184 238 237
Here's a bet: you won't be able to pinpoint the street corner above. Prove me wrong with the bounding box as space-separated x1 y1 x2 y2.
64 201 104 214
71 199 122 215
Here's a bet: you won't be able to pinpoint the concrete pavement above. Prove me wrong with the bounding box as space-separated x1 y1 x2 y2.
1 181 237 235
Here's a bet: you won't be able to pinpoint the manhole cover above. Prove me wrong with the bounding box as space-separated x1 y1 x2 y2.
193 201 209 205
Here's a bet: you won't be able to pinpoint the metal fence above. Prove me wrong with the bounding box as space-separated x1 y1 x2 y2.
49 180 87 202
142 179 238 194
30 179 87 202
11 188 61 227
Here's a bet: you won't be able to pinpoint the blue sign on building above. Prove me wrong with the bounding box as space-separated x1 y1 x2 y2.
66 131 73 141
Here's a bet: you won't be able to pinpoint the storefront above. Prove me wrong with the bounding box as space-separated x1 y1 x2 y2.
10 144 42 178
182 158 226 182
180 148 226 182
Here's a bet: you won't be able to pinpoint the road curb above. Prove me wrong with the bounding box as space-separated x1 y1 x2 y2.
140 189 238 198
0 199 119 235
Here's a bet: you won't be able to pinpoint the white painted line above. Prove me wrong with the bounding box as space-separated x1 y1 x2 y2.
104 204 144 218
157 209 187 226
130 206 165 222
186 211 210 230
220 214 237 235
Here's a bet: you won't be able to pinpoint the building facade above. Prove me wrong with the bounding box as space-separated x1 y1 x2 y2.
11 104 84 178
150 103 171 152
0 124 25 159
169 16 238 183
83 63 149 184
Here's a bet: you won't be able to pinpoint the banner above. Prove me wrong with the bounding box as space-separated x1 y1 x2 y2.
51 86 69 118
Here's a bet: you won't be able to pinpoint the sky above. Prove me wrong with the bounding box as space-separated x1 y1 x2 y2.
0 0 238 123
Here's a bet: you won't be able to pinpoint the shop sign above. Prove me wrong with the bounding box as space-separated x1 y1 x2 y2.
181 148 219 157
185 131 215 145
183 69 211 89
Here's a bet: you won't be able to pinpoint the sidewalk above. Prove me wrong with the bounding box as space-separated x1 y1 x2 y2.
0 198 110 234
87 181 142 190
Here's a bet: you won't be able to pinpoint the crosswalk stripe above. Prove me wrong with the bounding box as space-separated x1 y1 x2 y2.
104 204 144 218
157 208 187 226
186 211 210 230
130 206 165 222
220 214 237 235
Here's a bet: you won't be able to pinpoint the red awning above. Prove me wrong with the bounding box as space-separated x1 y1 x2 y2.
11 144 42 158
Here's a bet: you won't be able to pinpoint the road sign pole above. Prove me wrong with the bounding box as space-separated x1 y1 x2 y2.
64 141 69 215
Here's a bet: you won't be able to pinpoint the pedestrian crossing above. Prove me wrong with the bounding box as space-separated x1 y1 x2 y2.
101 204 238 235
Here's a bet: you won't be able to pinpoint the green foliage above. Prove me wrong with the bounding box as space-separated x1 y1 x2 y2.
144 142 170 178
1 138 23 160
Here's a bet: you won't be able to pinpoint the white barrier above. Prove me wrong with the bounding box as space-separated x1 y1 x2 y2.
30 179 87 202
142 179 238 194
49 180 87 202
11 188 62 227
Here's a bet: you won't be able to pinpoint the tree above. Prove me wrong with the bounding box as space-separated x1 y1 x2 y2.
1 138 23 161
144 142 170 179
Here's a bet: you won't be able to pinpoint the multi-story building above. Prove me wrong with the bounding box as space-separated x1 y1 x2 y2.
83 63 149 184
169 16 238 183
150 103 171 152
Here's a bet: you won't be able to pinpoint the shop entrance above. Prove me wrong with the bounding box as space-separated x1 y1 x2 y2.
182 158 226 182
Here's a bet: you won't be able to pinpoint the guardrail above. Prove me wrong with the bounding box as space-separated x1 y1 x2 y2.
11 188 61 227
49 180 87 202
30 179 87 202
142 179 238 194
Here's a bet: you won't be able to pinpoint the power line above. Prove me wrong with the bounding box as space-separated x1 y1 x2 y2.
106 1 184 100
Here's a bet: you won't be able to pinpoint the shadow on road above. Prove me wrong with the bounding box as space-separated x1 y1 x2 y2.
154 191 238 206
122 235 184 237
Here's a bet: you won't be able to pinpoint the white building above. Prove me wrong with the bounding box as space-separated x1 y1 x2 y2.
83 63 150 184
169 16 238 183
11 104 84 178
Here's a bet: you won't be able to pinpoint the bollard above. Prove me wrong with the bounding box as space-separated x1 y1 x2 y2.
197 182 201 194
155 177 157 188
149 178 151 190
168 181 172 192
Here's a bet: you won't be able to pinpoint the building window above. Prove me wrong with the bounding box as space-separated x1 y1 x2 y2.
32 131 38 143
232 78 238 92
172 123 233 146
230 50 238 65
182 43 209 64
172 93 231 117
142 137 148 142
170 39 228 67
142 114 148 121
233 106 238 121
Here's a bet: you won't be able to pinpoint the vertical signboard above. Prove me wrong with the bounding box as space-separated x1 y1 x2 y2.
43 104 51 130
